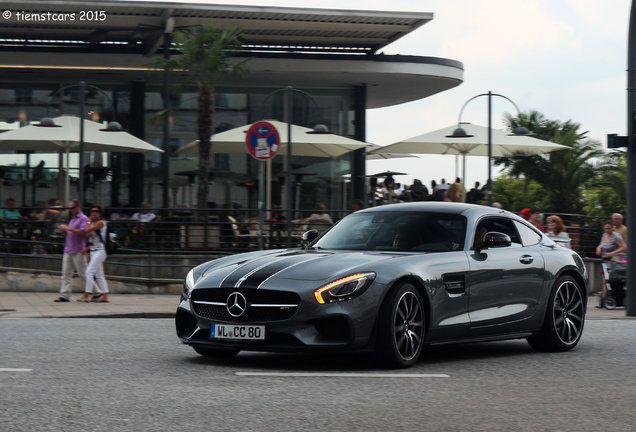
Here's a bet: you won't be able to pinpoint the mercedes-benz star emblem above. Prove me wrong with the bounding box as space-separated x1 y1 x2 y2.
226 292 247 317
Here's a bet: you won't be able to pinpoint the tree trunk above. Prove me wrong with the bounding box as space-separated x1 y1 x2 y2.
197 84 214 221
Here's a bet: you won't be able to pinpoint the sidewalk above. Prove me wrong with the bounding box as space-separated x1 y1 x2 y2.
1 291 635 319
0 292 180 318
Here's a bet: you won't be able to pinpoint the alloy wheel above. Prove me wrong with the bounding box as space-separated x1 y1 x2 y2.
552 279 584 346
393 291 424 361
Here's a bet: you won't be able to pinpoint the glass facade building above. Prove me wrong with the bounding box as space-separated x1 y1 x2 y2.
0 1 463 215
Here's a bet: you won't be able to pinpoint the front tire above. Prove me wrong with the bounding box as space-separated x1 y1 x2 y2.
376 282 426 368
193 346 240 358
527 275 585 352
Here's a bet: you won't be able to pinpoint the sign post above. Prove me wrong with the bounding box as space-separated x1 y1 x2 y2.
246 121 281 250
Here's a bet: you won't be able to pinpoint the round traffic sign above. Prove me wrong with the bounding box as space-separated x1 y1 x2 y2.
245 121 281 161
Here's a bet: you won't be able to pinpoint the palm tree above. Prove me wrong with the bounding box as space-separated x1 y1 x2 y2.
584 151 627 215
495 111 605 213
148 26 250 216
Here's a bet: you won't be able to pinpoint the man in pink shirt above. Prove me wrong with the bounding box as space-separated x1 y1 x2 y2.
54 199 90 302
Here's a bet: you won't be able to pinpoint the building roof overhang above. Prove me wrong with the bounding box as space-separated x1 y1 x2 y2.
0 0 463 107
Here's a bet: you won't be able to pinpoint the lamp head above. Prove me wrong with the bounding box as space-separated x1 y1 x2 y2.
36 117 61 127
446 127 474 138
508 125 534 136
100 121 125 132
307 124 331 134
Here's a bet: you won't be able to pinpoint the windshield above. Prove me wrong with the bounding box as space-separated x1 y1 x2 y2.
313 211 466 252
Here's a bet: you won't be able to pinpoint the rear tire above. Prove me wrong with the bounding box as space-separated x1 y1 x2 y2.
193 346 240 358
604 297 617 310
527 275 585 352
375 282 426 368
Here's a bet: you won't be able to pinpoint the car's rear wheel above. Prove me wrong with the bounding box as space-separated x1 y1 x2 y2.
193 346 240 358
527 275 585 352
376 282 425 368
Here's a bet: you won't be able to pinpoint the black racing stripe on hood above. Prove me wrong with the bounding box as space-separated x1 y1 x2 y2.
219 255 283 288
236 254 323 289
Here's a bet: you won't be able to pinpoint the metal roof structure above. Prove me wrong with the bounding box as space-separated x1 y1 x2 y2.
1 0 432 56
0 0 463 108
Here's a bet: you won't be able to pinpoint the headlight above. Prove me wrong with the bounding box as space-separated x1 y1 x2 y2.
314 272 375 304
183 268 196 299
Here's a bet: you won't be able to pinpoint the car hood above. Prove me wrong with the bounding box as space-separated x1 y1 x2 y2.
193 248 395 290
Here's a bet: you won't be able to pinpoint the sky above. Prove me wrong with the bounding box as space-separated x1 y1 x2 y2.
189 0 632 188
4 0 632 189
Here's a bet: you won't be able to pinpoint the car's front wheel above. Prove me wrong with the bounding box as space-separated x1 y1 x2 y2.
193 346 240 358
376 282 426 368
527 275 585 352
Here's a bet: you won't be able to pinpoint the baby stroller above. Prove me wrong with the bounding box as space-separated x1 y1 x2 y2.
600 254 627 310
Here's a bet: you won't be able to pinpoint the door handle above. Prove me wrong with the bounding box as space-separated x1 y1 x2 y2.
519 255 534 264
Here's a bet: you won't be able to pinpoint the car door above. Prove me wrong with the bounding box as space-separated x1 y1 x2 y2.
421 250 472 342
467 217 545 334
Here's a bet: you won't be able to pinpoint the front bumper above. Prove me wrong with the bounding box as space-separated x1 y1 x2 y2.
175 287 380 353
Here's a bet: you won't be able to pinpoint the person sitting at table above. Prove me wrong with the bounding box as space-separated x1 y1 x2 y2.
43 198 63 222
302 203 334 233
0 197 22 220
130 202 156 223
270 204 288 222
29 201 48 255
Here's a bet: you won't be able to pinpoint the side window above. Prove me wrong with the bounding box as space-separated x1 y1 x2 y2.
473 217 522 249
513 220 542 246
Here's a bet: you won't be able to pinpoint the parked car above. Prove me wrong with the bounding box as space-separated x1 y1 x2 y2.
176 202 588 368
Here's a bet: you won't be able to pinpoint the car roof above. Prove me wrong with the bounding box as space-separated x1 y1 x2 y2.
356 202 510 218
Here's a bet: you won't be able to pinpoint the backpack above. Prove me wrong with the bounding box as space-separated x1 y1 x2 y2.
98 222 119 255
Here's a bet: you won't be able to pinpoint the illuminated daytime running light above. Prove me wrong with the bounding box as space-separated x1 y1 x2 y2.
314 272 375 304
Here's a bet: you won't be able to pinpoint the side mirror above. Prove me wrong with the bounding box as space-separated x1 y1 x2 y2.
301 229 319 246
475 231 511 253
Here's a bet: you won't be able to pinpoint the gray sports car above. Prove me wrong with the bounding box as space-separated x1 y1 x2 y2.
176 202 588 368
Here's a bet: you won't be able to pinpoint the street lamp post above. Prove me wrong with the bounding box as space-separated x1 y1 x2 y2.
263 86 325 247
625 0 636 316
446 91 530 206
162 18 175 214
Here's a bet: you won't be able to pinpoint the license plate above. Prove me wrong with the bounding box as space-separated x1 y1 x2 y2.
211 324 265 340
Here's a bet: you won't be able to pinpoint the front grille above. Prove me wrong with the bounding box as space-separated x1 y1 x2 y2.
191 288 300 322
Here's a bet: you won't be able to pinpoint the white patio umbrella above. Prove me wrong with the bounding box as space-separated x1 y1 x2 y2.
364 143 419 160
367 122 569 184
174 120 370 158
0 115 163 153
0 115 163 203
176 120 371 220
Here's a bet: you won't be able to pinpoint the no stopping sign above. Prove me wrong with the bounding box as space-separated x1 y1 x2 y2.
245 121 281 161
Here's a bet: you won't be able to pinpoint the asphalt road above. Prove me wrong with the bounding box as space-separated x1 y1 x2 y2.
1 319 635 432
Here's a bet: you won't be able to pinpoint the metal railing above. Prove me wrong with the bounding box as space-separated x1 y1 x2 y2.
0 207 614 258
0 217 330 255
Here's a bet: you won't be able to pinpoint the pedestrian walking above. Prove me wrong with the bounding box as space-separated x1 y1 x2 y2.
77 205 110 303
595 220 626 308
54 199 94 302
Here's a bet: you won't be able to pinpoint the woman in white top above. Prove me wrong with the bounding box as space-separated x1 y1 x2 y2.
546 215 571 249
77 205 110 303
